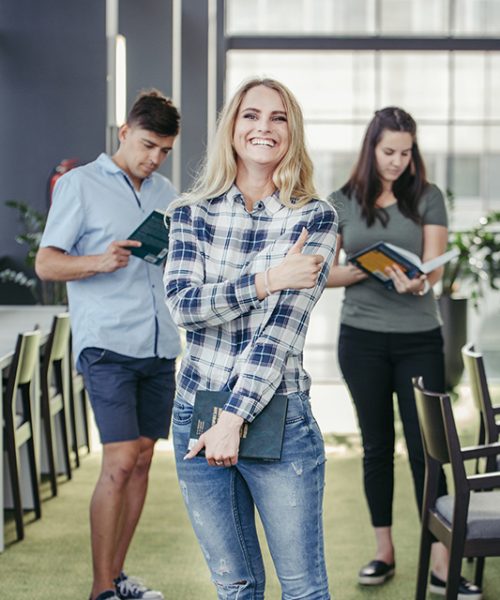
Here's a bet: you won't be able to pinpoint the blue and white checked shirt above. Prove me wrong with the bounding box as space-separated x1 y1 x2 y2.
164 185 337 422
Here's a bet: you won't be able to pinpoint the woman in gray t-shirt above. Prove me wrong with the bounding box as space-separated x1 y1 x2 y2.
327 107 481 599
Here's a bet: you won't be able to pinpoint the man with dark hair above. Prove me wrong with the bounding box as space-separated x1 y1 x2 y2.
36 90 181 600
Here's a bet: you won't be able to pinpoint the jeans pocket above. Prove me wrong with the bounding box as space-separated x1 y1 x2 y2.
172 400 193 427
285 392 307 425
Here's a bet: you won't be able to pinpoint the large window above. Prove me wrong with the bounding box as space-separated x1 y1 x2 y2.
226 0 500 36
224 0 500 228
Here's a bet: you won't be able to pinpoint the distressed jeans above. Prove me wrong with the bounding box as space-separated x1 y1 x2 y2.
172 391 331 600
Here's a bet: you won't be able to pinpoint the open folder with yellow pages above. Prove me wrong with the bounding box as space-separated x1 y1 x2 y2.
348 241 460 290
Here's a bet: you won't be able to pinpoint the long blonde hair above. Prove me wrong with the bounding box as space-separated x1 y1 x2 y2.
172 77 317 210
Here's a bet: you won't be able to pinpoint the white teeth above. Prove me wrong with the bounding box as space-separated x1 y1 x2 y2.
251 139 275 147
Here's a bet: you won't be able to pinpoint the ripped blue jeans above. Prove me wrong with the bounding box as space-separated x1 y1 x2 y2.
172 392 330 600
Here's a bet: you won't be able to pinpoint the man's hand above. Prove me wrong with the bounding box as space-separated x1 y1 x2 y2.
96 240 142 273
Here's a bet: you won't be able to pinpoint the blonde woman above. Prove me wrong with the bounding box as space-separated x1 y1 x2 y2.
164 78 336 599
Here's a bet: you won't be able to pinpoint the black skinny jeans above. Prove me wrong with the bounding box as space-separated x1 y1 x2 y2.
338 324 448 527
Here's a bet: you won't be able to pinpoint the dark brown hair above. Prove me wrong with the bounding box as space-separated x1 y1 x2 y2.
342 106 428 226
127 89 180 137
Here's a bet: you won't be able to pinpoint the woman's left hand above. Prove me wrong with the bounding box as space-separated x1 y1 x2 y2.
184 410 244 467
385 265 429 296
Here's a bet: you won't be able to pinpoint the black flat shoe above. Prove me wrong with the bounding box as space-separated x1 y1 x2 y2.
429 572 482 599
358 560 396 585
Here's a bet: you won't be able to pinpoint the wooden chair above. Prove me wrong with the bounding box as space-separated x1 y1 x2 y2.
3 330 42 541
462 343 500 472
413 376 500 599
67 333 90 468
40 313 72 496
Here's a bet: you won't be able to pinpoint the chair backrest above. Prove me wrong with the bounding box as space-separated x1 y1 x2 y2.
47 313 71 363
413 376 450 465
462 342 498 445
41 313 71 385
10 330 42 389
413 376 468 491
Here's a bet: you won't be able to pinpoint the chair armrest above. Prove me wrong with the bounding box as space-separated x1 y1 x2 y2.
461 442 500 461
468 472 500 490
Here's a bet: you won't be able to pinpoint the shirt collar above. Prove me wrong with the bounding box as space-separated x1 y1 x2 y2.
225 183 284 215
96 152 153 187
96 152 122 174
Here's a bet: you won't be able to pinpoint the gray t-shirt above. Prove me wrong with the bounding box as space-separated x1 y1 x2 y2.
329 184 448 333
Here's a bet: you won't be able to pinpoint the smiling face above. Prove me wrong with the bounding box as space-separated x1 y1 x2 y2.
232 85 289 173
375 129 413 187
114 124 176 189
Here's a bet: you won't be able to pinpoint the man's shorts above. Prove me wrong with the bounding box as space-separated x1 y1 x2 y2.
79 347 176 444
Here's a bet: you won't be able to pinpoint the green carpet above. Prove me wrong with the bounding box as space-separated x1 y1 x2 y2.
2 449 500 599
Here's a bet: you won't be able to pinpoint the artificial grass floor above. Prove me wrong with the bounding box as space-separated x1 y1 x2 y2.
2 449 500 599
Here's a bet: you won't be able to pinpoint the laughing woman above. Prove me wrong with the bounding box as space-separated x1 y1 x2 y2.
164 78 336 600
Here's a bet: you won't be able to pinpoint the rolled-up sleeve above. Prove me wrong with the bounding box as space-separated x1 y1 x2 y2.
164 205 261 330
223 202 337 421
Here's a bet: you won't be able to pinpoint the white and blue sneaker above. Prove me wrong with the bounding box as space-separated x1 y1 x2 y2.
114 572 164 600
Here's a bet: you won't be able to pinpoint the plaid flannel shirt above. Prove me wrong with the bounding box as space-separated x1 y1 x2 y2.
164 185 337 422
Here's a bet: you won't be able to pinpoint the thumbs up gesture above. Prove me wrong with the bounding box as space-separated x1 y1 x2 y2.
266 228 325 293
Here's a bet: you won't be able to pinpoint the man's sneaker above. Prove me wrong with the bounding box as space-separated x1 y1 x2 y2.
90 591 120 600
114 572 164 600
429 572 482 600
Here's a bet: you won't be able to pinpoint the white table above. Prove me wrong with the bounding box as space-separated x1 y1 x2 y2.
0 305 68 551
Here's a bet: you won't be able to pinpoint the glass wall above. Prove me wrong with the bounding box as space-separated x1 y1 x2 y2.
226 0 500 37
225 0 500 228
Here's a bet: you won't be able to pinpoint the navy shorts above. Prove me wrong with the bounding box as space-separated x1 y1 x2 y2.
79 347 176 444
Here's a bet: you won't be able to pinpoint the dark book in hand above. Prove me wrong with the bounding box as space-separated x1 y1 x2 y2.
188 391 289 461
349 241 459 290
127 209 170 265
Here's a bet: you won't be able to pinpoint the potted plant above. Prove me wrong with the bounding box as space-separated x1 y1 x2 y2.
438 209 500 389
0 200 67 305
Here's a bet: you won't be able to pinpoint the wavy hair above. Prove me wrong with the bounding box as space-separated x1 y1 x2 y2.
342 106 428 226
172 77 317 210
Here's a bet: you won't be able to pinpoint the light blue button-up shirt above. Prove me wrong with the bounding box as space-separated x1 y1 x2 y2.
40 153 181 364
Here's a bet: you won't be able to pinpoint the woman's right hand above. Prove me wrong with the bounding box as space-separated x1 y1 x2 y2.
267 228 324 292
184 410 244 467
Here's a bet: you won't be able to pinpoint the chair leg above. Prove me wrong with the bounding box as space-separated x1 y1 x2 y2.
446 538 465 600
67 378 80 468
59 407 72 480
42 390 58 497
21 384 42 520
415 526 433 600
53 361 72 479
80 389 91 454
5 426 24 541
25 432 42 520
474 556 485 588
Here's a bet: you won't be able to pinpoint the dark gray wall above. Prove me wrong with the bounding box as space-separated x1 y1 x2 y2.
0 0 106 264
119 0 174 181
